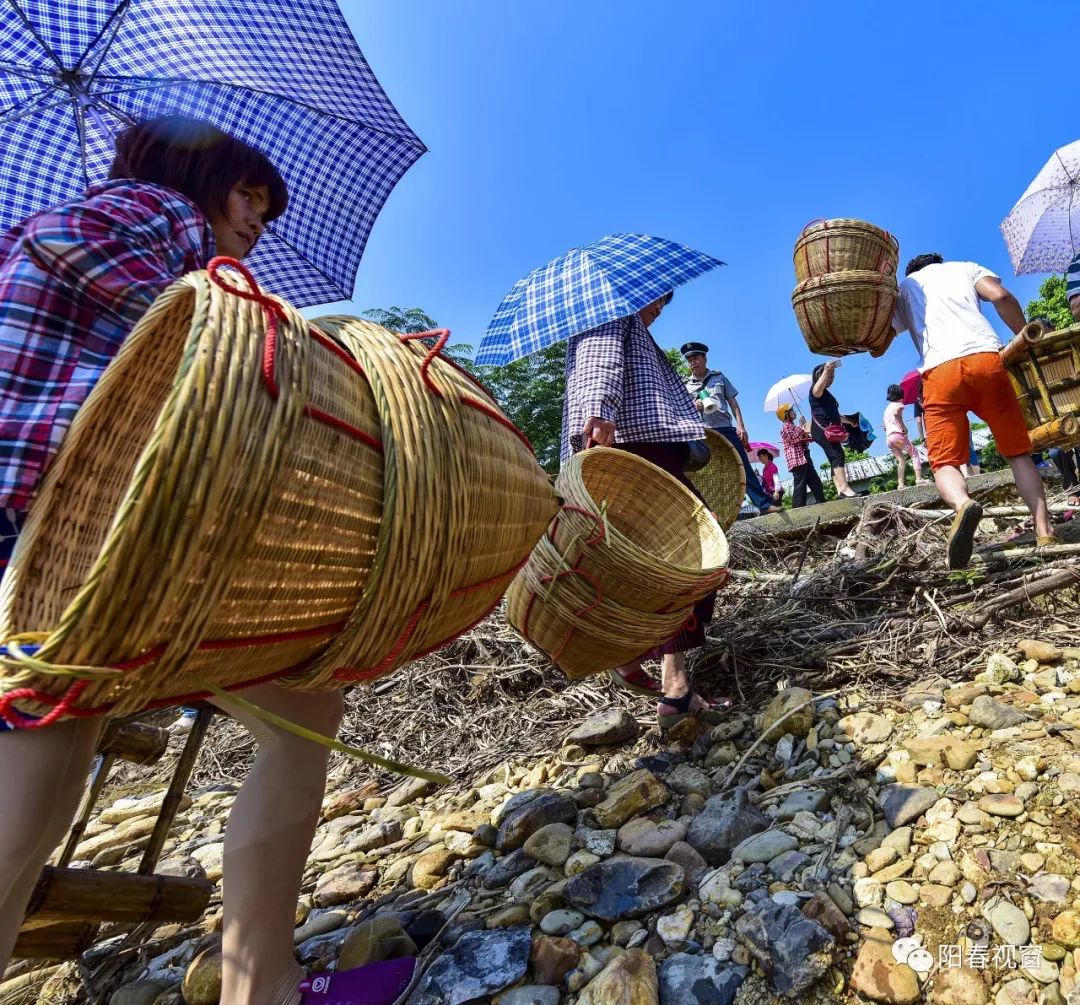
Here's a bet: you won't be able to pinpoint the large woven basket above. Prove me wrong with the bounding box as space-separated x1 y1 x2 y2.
793 219 898 284
0 262 557 723
687 431 747 530
791 270 898 358
506 448 728 679
1002 322 1080 450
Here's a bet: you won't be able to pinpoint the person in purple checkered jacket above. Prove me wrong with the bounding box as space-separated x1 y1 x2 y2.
563 293 733 730
0 118 368 1005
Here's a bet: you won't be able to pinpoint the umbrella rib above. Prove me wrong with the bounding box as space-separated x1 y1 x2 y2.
76 0 132 87
89 73 428 151
3 0 63 71
0 86 68 123
0 60 54 81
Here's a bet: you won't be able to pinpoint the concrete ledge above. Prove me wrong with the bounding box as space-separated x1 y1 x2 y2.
728 469 1019 540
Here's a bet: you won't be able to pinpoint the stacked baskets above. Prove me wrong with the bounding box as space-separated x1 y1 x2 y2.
791 219 899 358
0 261 557 725
505 448 729 679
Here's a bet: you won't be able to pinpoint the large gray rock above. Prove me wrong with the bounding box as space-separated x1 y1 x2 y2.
685 788 770 866
408 926 531 1004
878 785 939 829
496 790 578 852
658 953 747 1005
567 708 641 747
969 696 1027 731
734 901 835 996
481 849 535 889
564 856 685 921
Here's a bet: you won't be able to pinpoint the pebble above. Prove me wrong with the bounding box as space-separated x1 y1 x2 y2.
539 909 584 936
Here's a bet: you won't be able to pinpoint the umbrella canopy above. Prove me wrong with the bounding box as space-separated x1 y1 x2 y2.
1001 139 1080 275
0 1 425 307
748 441 779 456
475 234 724 367
762 374 812 412
899 369 921 405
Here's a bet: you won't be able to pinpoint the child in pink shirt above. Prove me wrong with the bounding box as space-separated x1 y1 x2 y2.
884 384 925 487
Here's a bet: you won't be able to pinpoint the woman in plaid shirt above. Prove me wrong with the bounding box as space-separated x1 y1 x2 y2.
0 118 351 1005
778 403 825 507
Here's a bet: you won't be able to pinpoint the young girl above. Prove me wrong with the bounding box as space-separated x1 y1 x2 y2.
884 384 925 488
778 404 825 507
0 117 355 1005
756 448 783 504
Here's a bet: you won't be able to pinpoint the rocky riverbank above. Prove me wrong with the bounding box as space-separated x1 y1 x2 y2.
12 637 1080 1005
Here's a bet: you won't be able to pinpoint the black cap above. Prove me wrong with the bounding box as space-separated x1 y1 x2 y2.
680 341 709 358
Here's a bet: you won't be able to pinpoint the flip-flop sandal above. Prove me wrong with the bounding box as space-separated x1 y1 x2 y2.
300 956 415 1004
657 691 731 732
947 500 983 569
608 666 663 697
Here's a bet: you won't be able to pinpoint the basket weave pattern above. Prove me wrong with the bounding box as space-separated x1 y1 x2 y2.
687 430 747 530
0 263 556 723
1003 323 1080 449
793 219 898 284
506 448 728 680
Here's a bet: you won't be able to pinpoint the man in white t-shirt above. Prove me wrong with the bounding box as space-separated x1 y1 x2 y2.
890 253 1053 568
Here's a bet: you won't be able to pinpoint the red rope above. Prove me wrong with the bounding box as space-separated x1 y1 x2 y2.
0 679 94 729
547 504 606 546
399 329 451 398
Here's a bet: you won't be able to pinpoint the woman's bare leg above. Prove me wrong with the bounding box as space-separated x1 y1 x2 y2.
0 717 101 969
890 446 907 488
833 466 854 496
211 683 344 1005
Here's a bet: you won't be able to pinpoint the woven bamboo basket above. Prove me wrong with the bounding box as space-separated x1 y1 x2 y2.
0 262 557 724
791 270 898 358
793 219 898 284
687 431 747 530
506 448 729 679
1001 322 1080 451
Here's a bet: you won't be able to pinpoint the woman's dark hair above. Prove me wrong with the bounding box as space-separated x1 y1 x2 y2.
109 115 287 223
905 252 944 276
660 290 675 305
812 362 827 383
757 448 774 462
886 384 904 402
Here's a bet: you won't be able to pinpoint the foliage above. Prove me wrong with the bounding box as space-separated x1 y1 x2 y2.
843 447 870 462
1025 275 1073 331
665 348 690 379
978 438 1008 472
364 305 475 367
475 343 567 473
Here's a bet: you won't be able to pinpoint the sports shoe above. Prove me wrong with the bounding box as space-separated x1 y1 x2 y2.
947 500 983 569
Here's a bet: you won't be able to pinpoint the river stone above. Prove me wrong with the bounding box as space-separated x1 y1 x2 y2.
564 857 685 922
760 687 814 742
1052 910 1080 948
576 948 657 1005
338 916 416 970
592 770 670 830
497 790 577 851
410 926 531 1005
658 953 747 1005
314 861 378 906
969 696 1027 731
108 981 173 1005
732 830 799 865
523 822 574 866
931 966 989 1005
482 849 535 889
978 794 1024 818
985 900 1030 948
734 900 835 996
540 909 585 937
568 709 641 747
181 948 222 1005
879 785 939 828
850 928 920 1005
1029 874 1070 904
838 712 894 745
496 987 561 1005
685 788 770 866
775 788 830 820
617 818 686 857
801 892 849 941
983 653 1022 684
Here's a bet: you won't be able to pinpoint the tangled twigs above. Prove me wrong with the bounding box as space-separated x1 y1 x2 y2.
967 565 1080 629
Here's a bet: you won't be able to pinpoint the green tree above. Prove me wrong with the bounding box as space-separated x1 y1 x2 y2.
363 305 474 367
476 343 567 473
1025 275 1073 330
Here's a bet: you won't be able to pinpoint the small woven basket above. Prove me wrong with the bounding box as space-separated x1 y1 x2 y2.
1002 322 1080 450
0 263 557 724
791 270 898 358
506 448 728 679
687 431 747 530
793 219 898 284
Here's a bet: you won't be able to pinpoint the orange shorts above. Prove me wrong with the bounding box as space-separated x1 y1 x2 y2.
922 351 1031 470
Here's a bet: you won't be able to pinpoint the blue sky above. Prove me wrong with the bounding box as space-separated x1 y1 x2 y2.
327 1 1080 471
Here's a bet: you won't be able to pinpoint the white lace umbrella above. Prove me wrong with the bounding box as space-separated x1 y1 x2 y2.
763 373 812 412
1001 139 1080 274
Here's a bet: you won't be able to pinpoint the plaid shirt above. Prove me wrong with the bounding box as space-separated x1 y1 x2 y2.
0 180 213 510
561 315 704 462
780 418 810 468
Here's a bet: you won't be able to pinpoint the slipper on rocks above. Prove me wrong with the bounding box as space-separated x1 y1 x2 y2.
657 691 731 732
608 666 663 698
300 956 416 1005
947 500 983 570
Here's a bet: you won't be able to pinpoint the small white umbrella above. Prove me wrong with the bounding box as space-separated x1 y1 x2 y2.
1001 139 1080 274
763 374 813 412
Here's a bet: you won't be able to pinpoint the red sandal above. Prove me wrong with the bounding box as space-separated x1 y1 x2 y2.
608 665 663 697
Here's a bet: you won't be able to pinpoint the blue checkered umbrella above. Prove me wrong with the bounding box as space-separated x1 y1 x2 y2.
475 234 724 366
0 1 425 306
